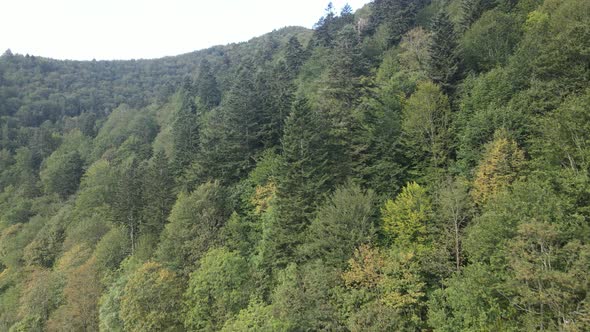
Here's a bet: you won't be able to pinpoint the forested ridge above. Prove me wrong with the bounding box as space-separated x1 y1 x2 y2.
0 0 589 330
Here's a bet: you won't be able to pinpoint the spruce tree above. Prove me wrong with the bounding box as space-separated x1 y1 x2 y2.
368 0 421 45
142 151 175 236
195 64 264 184
195 59 221 109
428 10 461 94
112 158 145 254
171 79 200 176
284 36 306 77
260 98 330 270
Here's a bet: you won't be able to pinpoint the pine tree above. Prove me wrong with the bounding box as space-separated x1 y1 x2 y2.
428 10 461 94
312 2 337 47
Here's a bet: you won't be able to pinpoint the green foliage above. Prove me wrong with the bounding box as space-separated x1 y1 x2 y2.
302 182 376 267
112 158 145 254
382 182 432 249
270 261 341 331
1 1 590 330
462 10 521 72
40 150 83 198
183 248 252 331
402 81 451 172
171 84 200 175
156 181 228 274
259 98 330 270
220 299 286 332
120 262 184 331
142 151 175 236
427 9 461 93
339 245 427 331
195 59 221 109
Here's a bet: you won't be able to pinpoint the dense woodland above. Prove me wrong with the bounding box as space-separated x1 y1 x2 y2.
0 0 589 330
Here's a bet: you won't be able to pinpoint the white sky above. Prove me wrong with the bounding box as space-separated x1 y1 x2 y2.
1 0 372 60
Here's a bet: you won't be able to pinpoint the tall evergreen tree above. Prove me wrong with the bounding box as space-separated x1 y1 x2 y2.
112 158 144 254
284 36 306 77
428 10 461 94
172 79 200 176
458 0 496 32
195 59 221 109
142 151 175 236
259 98 330 270
368 0 421 45
195 64 264 184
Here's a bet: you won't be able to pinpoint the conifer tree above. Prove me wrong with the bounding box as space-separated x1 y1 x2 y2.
458 0 496 32
142 151 175 236
284 36 306 77
195 59 221 109
172 79 200 176
112 158 144 254
259 98 330 270
196 64 264 184
428 10 461 94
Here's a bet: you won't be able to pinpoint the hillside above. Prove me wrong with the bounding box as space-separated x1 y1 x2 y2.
1 0 589 330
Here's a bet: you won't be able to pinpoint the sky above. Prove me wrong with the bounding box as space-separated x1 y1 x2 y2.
1 0 372 61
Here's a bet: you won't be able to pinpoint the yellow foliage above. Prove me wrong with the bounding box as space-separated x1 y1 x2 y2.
251 182 277 215
472 130 525 205
342 244 386 289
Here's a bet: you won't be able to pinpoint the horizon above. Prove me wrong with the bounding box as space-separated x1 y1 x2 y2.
1 0 371 61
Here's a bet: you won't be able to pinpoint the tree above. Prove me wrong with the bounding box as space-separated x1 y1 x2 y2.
428 10 461 93
112 158 145 254
156 181 228 274
40 150 84 198
270 261 341 331
171 81 200 176
506 222 590 330
322 24 368 107
368 0 421 46
120 262 184 331
462 10 521 72
340 245 427 331
402 81 450 172
458 0 496 32
47 257 102 332
183 248 252 331
195 59 221 109
194 64 265 184
259 98 330 270
284 36 306 76
471 129 525 206
435 177 472 271
302 182 376 268
142 151 175 236
381 182 432 250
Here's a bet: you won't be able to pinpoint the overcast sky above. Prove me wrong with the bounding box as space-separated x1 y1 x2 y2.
1 0 372 60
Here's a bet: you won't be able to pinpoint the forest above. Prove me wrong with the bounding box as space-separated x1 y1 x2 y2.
0 0 589 330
